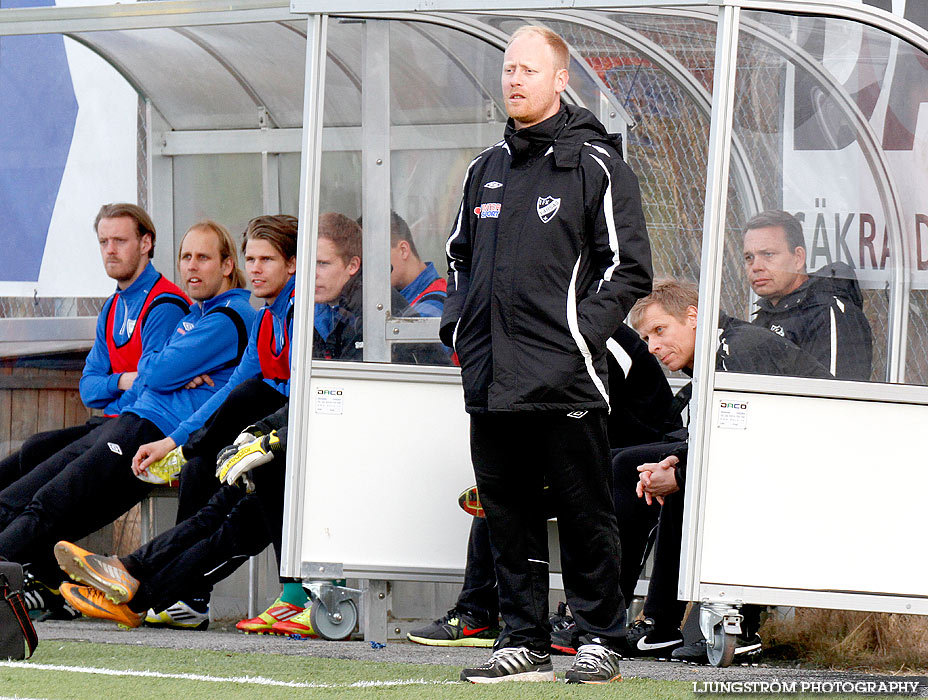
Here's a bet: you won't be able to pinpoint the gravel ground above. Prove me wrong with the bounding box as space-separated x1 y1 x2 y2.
34 619 928 693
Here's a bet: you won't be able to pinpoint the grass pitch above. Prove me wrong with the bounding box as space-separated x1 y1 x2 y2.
1 641 694 700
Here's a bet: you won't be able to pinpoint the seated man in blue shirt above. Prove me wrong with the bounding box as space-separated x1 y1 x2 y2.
126 215 300 628
0 220 255 600
0 203 189 495
387 211 446 317
52 213 369 631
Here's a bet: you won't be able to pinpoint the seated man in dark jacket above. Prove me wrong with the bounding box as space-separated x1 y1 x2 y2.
743 209 872 380
617 279 829 663
314 214 449 366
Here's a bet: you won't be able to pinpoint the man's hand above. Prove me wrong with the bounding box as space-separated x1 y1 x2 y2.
117 371 138 391
216 430 281 487
184 374 214 390
636 455 680 506
132 437 178 476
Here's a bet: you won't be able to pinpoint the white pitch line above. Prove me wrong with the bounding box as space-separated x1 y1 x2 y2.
0 660 458 689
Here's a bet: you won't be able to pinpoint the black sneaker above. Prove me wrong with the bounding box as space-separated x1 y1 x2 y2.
632 626 683 658
624 617 654 646
23 569 79 620
460 647 555 683
407 608 497 647
734 633 763 657
37 599 80 621
565 643 623 684
671 634 763 665
548 602 576 655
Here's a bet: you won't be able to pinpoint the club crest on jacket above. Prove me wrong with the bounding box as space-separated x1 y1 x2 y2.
537 196 560 223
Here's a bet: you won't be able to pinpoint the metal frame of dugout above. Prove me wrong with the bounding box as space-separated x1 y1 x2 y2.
2 0 927 663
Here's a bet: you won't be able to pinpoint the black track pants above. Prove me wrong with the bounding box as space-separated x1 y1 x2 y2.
0 417 110 492
0 413 162 583
470 410 625 652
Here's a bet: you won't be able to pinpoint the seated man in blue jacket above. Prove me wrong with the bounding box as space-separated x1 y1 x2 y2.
387 211 446 318
126 214 300 628
0 220 255 603
0 203 189 497
52 213 370 631
127 212 369 630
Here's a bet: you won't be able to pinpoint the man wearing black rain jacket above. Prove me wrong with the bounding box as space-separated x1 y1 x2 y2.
743 210 873 381
441 26 652 685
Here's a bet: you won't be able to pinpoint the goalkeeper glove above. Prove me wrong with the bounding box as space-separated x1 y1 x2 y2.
216 430 282 487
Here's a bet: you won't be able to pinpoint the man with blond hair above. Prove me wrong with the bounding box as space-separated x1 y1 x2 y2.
443 24 652 684
620 278 827 663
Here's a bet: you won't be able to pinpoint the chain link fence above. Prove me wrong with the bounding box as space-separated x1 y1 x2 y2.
555 12 917 383
0 296 105 320
553 15 755 325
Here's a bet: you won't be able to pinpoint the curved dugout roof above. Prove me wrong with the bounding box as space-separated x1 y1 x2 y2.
1 0 925 133
72 19 307 130
60 4 630 132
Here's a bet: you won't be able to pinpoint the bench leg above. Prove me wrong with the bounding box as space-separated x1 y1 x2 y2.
360 579 388 644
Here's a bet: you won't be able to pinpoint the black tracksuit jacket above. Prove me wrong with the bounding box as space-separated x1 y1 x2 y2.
440 105 653 413
667 313 831 487
751 262 873 380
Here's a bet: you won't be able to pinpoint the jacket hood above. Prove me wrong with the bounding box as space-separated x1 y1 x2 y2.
806 261 865 310
336 270 363 315
754 261 865 315
504 103 623 167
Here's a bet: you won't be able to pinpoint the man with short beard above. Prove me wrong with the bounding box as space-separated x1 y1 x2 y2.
0 203 190 617
0 219 255 616
0 204 189 495
444 26 652 684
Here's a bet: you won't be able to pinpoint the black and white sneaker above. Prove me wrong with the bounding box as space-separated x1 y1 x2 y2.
623 617 654 652
565 643 623 684
734 633 763 657
671 634 763 665
633 626 684 658
548 602 577 655
460 647 555 683
23 569 80 620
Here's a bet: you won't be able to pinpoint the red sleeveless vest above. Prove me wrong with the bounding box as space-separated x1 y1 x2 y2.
257 294 293 381
409 277 447 307
106 275 190 374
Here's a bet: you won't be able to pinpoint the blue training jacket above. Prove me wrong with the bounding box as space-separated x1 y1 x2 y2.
123 288 256 436
168 275 295 447
79 262 189 415
399 262 445 318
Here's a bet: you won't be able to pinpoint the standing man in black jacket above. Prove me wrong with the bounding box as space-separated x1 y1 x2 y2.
441 25 652 684
743 210 872 380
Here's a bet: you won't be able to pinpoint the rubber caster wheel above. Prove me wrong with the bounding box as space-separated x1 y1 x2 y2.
706 624 736 667
309 599 358 640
